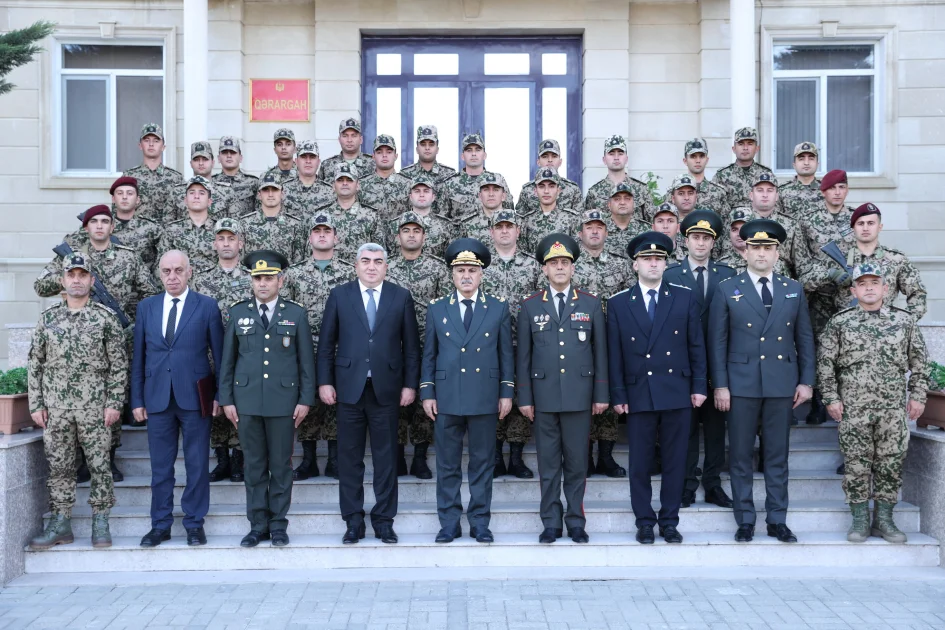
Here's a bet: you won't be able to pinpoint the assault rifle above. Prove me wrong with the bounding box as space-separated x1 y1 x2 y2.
52 241 131 328
820 240 857 307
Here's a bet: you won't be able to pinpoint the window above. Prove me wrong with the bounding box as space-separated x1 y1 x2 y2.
772 42 880 175
55 43 165 174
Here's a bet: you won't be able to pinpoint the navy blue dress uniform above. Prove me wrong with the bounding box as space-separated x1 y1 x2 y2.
517 234 609 544
662 210 736 509
218 250 317 547
707 219 815 543
607 231 707 544
420 238 515 543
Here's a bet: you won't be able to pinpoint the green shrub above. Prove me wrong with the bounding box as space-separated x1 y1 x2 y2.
930 361 945 393
640 171 664 206
0 368 27 395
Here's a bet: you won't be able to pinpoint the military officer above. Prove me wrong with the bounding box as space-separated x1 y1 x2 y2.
708 218 815 544
817 264 929 544
359 135 413 221
516 139 584 215
213 136 260 218
317 117 375 183
712 127 774 210
159 176 219 274
123 123 183 223
584 135 656 222
717 207 753 273
663 210 736 509
260 128 298 185
315 163 385 261
282 140 335 215
455 171 510 250
778 142 823 218
518 234 609 544
386 174 455 259
604 182 650 261
519 167 580 254
421 238 514 543
681 138 730 219
239 173 308 265
28 254 127 550
440 133 514 220
400 125 458 185
219 250 317 548
171 142 232 221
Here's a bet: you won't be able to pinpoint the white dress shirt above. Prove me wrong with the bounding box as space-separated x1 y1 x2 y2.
257 296 278 323
457 289 479 321
688 257 709 296
746 270 775 300
549 285 571 319
162 288 189 336
639 281 662 312
359 280 383 310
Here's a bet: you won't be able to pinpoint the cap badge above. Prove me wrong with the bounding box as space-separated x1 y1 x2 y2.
753 231 769 240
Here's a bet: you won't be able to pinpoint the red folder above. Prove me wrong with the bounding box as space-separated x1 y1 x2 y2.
197 376 217 417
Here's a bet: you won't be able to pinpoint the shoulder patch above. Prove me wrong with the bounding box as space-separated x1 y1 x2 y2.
608 288 630 299
668 282 691 290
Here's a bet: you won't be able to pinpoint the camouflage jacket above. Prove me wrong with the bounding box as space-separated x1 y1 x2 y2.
212 170 259 218
572 249 633 300
282 177 335 218
283 257 356 341
482 250 543 342
386 254 451 337
386 211 456 260
238 209 308 265
317 199 386 262
317 153 375 184
695 178 731 220
454 209 502 254
158 214 218 274
440 170 514 220
520 205 581 255
584 175 657 223
191 264 252 326
28 301 128 412
258 166 298 187
400 161 457 184
516 178 584 217
603 217 650 261
65 215 163 272
359 172 413 222
830 245 928 318
123 163 184 223
817 305 929 408
170 180 233 222
794 204 856 294
778 176 823 219
712 161 773 210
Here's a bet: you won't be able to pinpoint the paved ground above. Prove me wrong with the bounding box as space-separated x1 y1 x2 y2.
2 578 945 629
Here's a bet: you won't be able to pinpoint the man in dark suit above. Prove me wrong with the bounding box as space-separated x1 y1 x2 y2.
131 250 224 548
708 218 815 544
317 242 421 544
607 231 707 545
663 210 736 509
518 234 609 544
218 250 316 548
421 238 514 544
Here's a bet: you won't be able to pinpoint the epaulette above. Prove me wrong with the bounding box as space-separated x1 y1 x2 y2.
577 288 597 298
163 166 182 177
833 306 857 318
628 176 647 186
485 292 506 303
360 202 380 213
361 152 374 160
238 210 257 219
281 298 303 308
716 163 735 172
168 217 189 225
89 301 122 319
609 288 630 299
757 163 774 172
891 305 915 316
283 211 301 221
668 282 691 290
522 290 544 302
426 253 445 264
114 244 135 252
561 206 580 215
714 260 733 268
311 202 334 213
429 294 448 305
719 276 737 284
230 298 252 308
665 261 682 270
41 302 63 315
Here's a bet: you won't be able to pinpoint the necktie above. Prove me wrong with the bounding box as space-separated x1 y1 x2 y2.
647 289 657 322
695 266 706 299
556 292 566 320
366 288 377 332
260 303 270 328
759 276 773 309
462 299 474 331
165 298 180 345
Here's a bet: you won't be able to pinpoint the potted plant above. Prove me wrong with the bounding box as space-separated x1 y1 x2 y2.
0 368 34 435
918 361 945 430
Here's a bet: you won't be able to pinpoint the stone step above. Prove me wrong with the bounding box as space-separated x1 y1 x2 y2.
78 471 848 506
51 500 921 537
23 532 940 574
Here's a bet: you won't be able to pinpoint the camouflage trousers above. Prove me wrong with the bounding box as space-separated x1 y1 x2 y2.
210 414 240 450
839 406 910 504
497 406 532 443
46 408 115 516
297 402 338 442
589 408 619 442
398 402 434 446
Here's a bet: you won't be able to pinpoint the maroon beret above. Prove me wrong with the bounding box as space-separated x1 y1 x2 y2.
850 202 881 228
109 176 138 195
82 204 112 227
819 169 847 191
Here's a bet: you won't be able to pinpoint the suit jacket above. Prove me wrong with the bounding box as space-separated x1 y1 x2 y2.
316 280 421 406
420 290 515 416
131 291 224 414
217 297 316 416
607 282 707 412
517 287 609 413
707 271 816 398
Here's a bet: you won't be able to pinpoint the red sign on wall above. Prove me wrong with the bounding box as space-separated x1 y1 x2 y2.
250 79 310 122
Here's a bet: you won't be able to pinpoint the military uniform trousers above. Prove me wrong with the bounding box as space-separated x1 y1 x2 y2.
839 406 909 505
296 401 338 442
210 413 240 449
397 339 434 446
46 408 115 517
237 414 295 533
496 347 531 444
534 410 591 530
590 408 619 442
435 413 497 531
628 408 690 528
683 396 726 493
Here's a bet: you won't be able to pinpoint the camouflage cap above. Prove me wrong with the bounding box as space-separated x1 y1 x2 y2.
214 217 242 235
410 173 437 190
670 173 697 192
334 163 357 181
734 127 759 142
730 207 753 225
219 136 241 153
794 141 819 157
63 253 92 273
752 172 779 188
533 167 559 185
373 134 397 151
610 181 635 198
654 202 680 219
190 141 213 160
140 123 164 141
581 209 607 226
273 128 295 143
258 173 282 190
851 262 884 282
339 117 361 133
478 171 508 190
604 135 627 153
397 211 425 231
684 137 709 156
310 212 334 230
537 138 561 156
416 125 438 142
491 209 518 227
462 132 485 150
296 140 320 157
186 175 213 194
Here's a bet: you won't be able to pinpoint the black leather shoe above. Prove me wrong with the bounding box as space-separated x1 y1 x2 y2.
186 527 206 546
271 530 289 547
240 530 270 547
435 525 461 543
767 523 798 543
734 524 755 542
538 527 562 543
140 528 171 547
659 525 683 544
342 521 366 544
681 490 695 508
568 527 589 543
636 525 655 544
705 486 734 508
375 524 398 544
470 527 494 543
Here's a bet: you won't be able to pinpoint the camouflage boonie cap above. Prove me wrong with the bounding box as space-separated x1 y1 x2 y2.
491 210 518 227
296 140 319 157
533 167 559 185
397 211 425 231
186 175 213 194
214 217 242 235
410 173 437 190
310 212 334 230
752 172 779 188
734 127 759 142
63 253 92 273
190 141 213 160
670 174 697 192
851 263 884 282
654 202 679 219
140 123 164 141
416 125 438 142
259 173 282 190
373 134 397 151
537 138 561 156
273 128 295 142
794 141 819 157
334 163 357 181
604 135 627 153
581 209 607 226
462 132 485 150
478 171 507 190
684 137 709 156
730 207 753 225
610 181 635 198
339 117 361 133
219 136 241 153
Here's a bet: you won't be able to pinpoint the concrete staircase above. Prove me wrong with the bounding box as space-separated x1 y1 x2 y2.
23 421 940 575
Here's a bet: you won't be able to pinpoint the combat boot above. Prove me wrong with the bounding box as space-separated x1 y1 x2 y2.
325 440 340 479
494 439 507 477
587 441 596 477
29 514 74 550
806 391 826 425
872 500 907 543
507 442 534 479
91 513 112 548
209 446 231 482
229 448 244 483
110 447 124 482
847 502 869 543
410 443 433 479
76 451 91 484
293 440 319 480
596 440 627 478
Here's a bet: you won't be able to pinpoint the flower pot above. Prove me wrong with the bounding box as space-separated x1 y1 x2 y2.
0 394 35 435
918 391 945 430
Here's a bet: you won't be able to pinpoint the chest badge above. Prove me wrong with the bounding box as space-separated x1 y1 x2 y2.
732 289 743 302
578 331 587 342
534 314 549 331
283 336 292 348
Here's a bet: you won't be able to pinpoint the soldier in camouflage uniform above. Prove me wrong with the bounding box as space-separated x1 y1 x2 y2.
283 213 357 480
358 135 413 221
667 174 699 221
717 208 753 274
441 133 514 220
123 123 183 224
652 202 687 263
315 163 386 262
28 254 127 550
681 138 730 219
454 171 509 251
317 117 375 183
712 127 774 211
213 136 259 218
386 212 451 478
282 140 334 218
259 128 298 185
159 176 219 274
516 139 584 216
817 263 929 544
400 125 458 185
519 168 581 254
387 175 455 259
170 142 232 221
603 182 650 262
191 218 251 484
584 135 657 222
239 173 307 264
747 172 800 278
777 142 823 218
